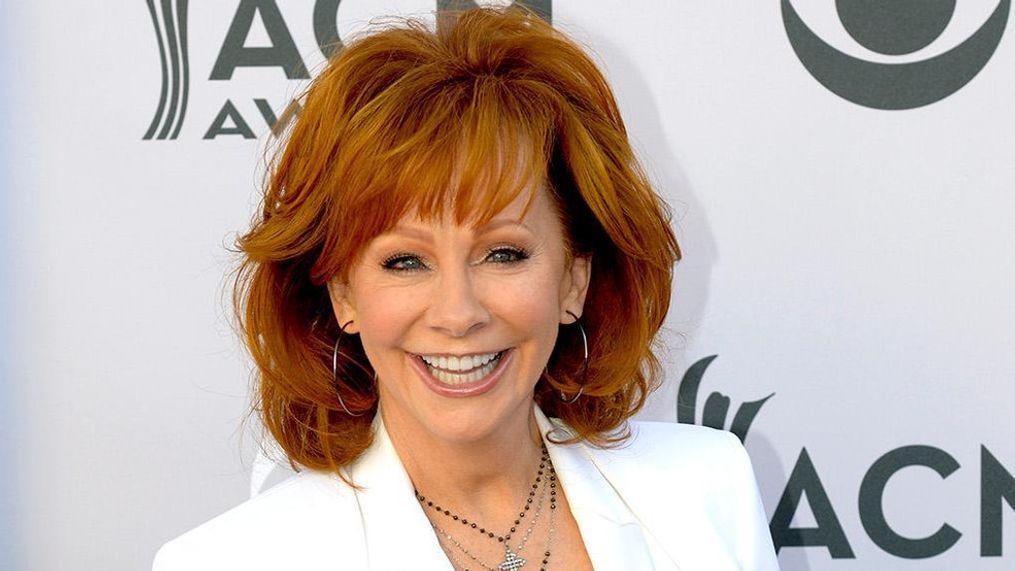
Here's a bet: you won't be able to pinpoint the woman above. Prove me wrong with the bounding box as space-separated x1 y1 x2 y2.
154 6 779 570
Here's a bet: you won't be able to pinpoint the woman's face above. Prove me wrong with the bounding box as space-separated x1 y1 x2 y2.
327 185 591 445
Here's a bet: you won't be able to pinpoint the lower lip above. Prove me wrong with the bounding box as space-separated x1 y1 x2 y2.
409 349 513 398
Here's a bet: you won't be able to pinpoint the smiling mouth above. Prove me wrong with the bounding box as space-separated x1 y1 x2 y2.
415 350 508 385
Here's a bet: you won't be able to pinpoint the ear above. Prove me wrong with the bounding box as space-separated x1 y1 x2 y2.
326 278 360 334
560 254 592 324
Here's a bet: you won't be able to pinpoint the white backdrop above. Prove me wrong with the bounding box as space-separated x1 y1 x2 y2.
2 3 22 569
5 1 1014 569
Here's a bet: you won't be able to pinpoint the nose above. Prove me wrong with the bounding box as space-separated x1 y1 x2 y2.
428 264 490 338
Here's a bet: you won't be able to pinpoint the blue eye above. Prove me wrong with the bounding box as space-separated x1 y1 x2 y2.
485 247 529 264
382 253 428 272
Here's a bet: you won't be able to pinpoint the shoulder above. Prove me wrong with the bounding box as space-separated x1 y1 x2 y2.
628 418 742 456
620 421 758 510
152 470 365 571
560 417 759 517
577 420 780 570
589 419 749 479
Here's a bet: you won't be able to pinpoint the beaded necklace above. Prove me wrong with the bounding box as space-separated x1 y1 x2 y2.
414 442 559 570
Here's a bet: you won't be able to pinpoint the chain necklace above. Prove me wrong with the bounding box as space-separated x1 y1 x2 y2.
431 468 548 570
414 443 549 544
414 442 558 570
434 494 556 571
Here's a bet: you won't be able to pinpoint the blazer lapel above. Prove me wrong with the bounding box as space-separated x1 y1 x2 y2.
348 404 680 570
348 413 454 571
534 406 676 571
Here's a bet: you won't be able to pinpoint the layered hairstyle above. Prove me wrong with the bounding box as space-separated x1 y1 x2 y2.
234 6 681 476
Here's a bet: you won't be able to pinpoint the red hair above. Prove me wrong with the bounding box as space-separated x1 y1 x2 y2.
233 6 681 475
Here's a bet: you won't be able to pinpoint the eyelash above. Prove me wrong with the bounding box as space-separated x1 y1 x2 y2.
381 247 530 273
381 253 427 272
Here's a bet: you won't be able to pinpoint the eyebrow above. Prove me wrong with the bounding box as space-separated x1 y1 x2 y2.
475 218 532 234
388 226 434 242
388 218 532 240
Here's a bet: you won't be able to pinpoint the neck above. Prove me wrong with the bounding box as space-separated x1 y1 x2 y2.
379 399 544 519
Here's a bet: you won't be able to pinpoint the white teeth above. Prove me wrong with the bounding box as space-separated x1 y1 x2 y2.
420 351 504 385
420 351 500 372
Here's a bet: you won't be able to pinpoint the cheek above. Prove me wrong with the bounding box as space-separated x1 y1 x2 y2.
353 287 418 353
482 270 563 341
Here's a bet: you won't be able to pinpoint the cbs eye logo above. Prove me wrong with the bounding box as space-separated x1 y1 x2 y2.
782 0 1011 110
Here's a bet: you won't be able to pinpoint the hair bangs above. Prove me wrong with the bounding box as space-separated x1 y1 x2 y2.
415 81 552 227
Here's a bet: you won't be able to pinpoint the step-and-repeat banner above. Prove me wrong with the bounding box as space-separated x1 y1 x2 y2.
5 1 1013 569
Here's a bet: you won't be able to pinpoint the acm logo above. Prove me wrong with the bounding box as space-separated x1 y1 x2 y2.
142 0 551 141
677 354 774 443
679 354 1014 562
782 0 1011 109
145 1 1014 138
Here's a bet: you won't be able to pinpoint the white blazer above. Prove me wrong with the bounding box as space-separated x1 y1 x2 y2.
153 404 780 570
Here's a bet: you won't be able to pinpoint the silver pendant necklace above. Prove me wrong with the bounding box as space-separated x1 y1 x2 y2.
416 442 558 570
431 470 550 570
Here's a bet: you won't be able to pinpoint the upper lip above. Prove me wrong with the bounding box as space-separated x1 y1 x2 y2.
411 349 508 358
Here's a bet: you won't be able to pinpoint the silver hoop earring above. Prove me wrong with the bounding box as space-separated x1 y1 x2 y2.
332 319 369 417
559 310 588 404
